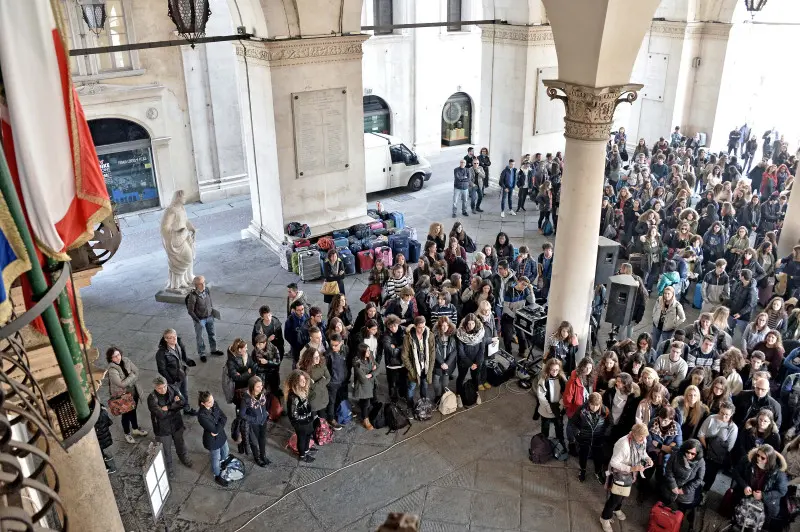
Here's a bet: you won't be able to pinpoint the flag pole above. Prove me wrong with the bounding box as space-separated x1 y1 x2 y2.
0 148 91 421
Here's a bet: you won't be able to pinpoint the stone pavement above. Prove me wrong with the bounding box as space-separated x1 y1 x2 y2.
82 152 732 532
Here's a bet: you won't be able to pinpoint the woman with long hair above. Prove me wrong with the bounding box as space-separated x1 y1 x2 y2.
672 385 709 441
106 346 147 444
751 329 785 377
594 352 621 394
651 286 686 347
427 222 446 256
298 347 330 421
284 370 316 462
239 376 271 467
327 294 353 330
702 376 731 415
545 321 579 376
352 344 379 430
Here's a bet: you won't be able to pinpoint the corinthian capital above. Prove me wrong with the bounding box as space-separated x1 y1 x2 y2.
542 81 643 141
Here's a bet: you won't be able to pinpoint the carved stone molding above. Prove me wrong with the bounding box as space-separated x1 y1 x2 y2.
650 20 688 39
479 24 554 47
685 22 732 40
235 35 369 68
542 81 643 142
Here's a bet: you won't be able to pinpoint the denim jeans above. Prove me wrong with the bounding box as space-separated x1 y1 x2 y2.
470 187 483 211
407 373 429 402
651 327 674 349
452 188 469 214
178 378 192 413
193 317 217 355
210 440 230 477
501 188 514 211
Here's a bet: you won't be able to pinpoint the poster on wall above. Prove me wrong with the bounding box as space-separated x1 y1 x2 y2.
292 88 349 178
98 145 160 215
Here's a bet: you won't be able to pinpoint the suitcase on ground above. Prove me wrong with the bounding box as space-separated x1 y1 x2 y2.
350 223 370 239
357 250 375 273
334 237 349 249
384 219 395 230
369 221 384 232
279 242 293 271
339 249 356 275
290 251 302 274
332 229 349 239
389 212 405 230
349 242 363 255
408 239 422 262
375 246 393 268
692 283 703 309
389 234 410 259
647 502 683 532
372 228 389 236
367 209 380 220
362 236 378 250
293 238 311 249
486 349 517 386
298 249 322 281
397 227 417 241
370 236 389 250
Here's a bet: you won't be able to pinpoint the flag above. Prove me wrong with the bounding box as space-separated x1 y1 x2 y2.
0 0 111 260
0 149 31 325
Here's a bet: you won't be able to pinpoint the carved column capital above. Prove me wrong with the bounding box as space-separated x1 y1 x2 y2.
542 81 643 141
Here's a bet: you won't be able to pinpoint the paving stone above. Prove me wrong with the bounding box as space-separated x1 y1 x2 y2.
177 484 236 524
420 519 467 532
236 493 323 532
422 485 473 525
432 462 476 489
345 443 387 465
238 465 293 497
334 514 375 532
469 492 520 530
522 464 567 499
289 466 337 489
368 487 428 527
520 496 570 531
297 442 349 469
475 459 522 495
217 491 277 529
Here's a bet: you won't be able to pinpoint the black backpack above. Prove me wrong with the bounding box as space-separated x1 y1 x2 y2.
529 434 552 464
369 402 386 429
460 379 478 407
384 402 411 435
349 223 370 240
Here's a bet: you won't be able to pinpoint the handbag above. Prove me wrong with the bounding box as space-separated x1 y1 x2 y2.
107 375 136 416
609 471 633 496
320 281 340 296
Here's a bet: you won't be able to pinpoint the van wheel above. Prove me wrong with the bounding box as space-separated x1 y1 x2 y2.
407 174 424 192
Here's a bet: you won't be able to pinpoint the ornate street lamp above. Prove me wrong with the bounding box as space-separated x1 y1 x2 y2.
744 0 768 18
167 0 212 48
78 0 107 36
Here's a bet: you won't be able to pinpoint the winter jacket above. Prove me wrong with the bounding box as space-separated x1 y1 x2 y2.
545 334 580 376
226 349 257 391
186 287 214 321
430 303 458 325
380 328 405 369
603 384 642 442
501 285 535 318
239 391 269 426
751 341 785 377
352 356 378 400
107 357 143 400
731 449 789 518
517 168 533 189
490 271 516 307
499 166 517 189
453 166 470 190
569 404 609 446
687 345 720 374
662 452 705 505
727 280 758 321
307 363 331 412
738 417 781 464
455 323 487 368
739 204 761 230
701 270 730 307
286 392 314 426
155 337 191 385
734 390 782 427
198 402 228 451
284 313 310 353
563 370 593 418
326 349 349 387
251 316 285 355
656 271 681 296
402 326 435 384
385 298 416 326
253 345 281 378
652 297 686 332
433 322 458 376
760 200 781 232
698 414 738 464
95 406 113 450
147 386 185 437
731 258 766 285
513 256 536 281
537 375 566 418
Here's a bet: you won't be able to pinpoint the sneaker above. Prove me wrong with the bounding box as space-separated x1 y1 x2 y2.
131 429 148 437
124 434 136 444
578 470 586 482
596 472 605 485
478 384 486 391
509 210 517 216
330 419 342 431
462 211 469 217
200 355 207 363
300 454 316 463
180 457 194 468
600 518 613 532
183 408 198 416
483 383 492 390
500 211 505 218
215 475 230 487
211 350 224 356
613 510 626 521
107 466 118 475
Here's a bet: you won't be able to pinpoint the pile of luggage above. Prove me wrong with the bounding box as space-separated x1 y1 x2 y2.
280 210 423 282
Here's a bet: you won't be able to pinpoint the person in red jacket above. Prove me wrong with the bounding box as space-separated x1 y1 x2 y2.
564 356 595 454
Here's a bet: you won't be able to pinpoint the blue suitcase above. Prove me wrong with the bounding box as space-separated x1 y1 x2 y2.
334 237 349 249
389 212 405 230
408 239 421 262
388 234 409 250
332 229 349 239
339 249 356 275
692 283 703 309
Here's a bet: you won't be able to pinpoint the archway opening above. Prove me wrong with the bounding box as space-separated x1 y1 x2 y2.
441 92 472 146
363 95 391 134
88 118 159 214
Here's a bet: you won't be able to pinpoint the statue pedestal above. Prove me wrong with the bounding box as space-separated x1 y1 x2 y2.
154 288 190 305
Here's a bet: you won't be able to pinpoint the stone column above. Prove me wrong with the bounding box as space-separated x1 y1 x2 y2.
779 191 800 259
543 81 642 358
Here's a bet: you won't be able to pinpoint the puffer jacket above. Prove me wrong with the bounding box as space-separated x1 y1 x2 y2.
662 452 705 505
568 403 609 446
652 297 686 332
731 449 789 518
433 320 458 376
381 328 405 368
727 280 758 321
107 357 143 400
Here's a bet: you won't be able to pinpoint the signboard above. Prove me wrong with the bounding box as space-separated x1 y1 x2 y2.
292 88 349 178
534 67 564 136
142 442 170 523
97 140 160 214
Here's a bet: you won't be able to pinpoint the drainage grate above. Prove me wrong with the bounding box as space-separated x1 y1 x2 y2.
392 194 414 202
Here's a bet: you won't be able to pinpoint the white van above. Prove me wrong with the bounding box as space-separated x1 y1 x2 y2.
364 133 432 193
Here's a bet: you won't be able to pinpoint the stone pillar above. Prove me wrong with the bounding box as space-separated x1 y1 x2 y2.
543 81 642 358
779 191 800 259
238 35 372 251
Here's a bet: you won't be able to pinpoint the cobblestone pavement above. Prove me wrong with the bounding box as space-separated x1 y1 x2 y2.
83 152 733 531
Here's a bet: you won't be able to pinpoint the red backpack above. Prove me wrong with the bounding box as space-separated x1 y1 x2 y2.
317 236 335 251
647 502 683 532
315 419 334 446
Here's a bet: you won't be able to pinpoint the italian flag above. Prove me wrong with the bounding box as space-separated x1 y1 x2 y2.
0 0 111 260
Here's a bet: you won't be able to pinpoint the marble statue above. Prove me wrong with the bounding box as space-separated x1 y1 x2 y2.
160 190 196 292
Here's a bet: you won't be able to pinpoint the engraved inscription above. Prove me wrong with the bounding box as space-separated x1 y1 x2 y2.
292 88 349 178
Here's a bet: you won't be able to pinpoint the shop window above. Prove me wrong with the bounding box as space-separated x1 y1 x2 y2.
363 96 391 134
447 0 462 32
88 118 159 214
441 92 471 146
373 0 393 35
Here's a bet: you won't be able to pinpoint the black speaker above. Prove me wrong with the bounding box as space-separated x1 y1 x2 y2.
596 236 621 285
604 274 638 326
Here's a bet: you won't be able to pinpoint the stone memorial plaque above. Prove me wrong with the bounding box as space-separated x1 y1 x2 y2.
292 88 349 178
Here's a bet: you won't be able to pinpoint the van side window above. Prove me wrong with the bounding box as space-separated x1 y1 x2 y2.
389 145 405 163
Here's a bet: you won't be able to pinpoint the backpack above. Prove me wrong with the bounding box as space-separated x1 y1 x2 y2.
734 497 765 531
336 400 353 425
286 433 315 455
529 434 552 463
438 389 457 415
414 398 433 421
384 402 411 434
315 419 334 446
220 455 246 482
460 379 478 407
550 438 569 461
542 219 554 236
221 366 235 404
369 402 386 429
318 236 335 251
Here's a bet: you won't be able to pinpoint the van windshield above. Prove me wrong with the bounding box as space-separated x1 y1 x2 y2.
390 144 416 164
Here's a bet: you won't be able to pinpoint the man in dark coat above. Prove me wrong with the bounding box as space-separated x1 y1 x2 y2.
155 328 197 415
251 304 285 360
148 375 193 474
185 275 222 362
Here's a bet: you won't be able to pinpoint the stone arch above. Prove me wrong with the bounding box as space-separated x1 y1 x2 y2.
694 0 739 23
227 0 362 39
481 0 547 24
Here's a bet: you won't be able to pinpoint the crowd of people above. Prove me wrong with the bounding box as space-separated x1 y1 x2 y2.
100 126 800 530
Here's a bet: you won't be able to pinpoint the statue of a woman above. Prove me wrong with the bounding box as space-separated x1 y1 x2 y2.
160 190 196 291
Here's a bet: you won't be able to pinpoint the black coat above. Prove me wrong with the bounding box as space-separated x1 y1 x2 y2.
251 316 285 356
147 386 186 437
569 404 609 446
226 350 257 391
155 337 190 385
287 392 314 426
95 406 114 450
733 391 782 427
602 386 641 441
197 403 228 451
456 332 487 367
380 329 405 368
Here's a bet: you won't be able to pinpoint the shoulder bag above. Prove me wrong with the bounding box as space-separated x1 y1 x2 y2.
107 375 135 416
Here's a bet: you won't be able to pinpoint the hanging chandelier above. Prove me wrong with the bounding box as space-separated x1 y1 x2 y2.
167 0 212 48
743 0 768 17
78 0 107 36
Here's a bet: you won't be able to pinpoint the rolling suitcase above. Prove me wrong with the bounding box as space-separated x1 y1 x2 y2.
298 249 322 281
339 249 356 275
332 229 349 239
485 349 517 386
389 212 404 230
369 221 384 232
388 234 410 259
692 283 703 309
334 237 349 250
647 502 682 532
357 250 375 273
408 239 421 262
375 246 393 268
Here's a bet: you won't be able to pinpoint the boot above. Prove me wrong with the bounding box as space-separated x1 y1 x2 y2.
578 469 586 482
363 419 374 431
599 518 613 532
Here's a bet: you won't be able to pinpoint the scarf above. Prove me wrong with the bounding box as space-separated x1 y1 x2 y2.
456 326 485 346
249 392 267 410
649 419 679 440
410 329 430 382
